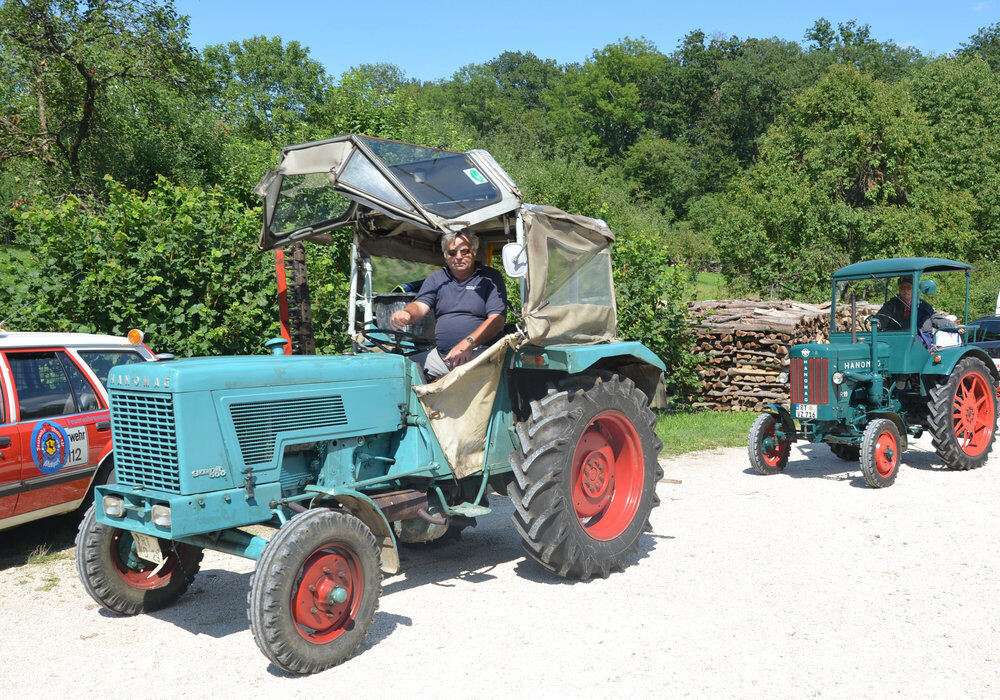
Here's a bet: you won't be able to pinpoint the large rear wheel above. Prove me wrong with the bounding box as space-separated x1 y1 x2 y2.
928 357 998 470
75 505 202 615
248 508 381 675
508 372 662 580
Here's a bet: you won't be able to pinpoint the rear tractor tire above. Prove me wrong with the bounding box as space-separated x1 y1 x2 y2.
748 413 791 475
860 418 901 488
248 508 382 675
75 504 203 615
928 356 998 470
508 372 662 580
829 443 861 461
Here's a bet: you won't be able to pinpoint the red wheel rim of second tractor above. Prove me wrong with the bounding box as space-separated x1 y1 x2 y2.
953 371 995 457
761 419 790 467
873 428 898 478
292 544 364 645
111 530 181 590
570 410 644 541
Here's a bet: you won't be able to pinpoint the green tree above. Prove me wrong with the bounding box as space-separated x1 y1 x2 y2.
959 22 1000 71
0 0 196 184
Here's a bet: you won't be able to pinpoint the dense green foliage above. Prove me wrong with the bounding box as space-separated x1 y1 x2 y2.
4 1 1000 399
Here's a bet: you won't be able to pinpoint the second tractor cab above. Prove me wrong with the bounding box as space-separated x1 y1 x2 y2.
749 257 999 488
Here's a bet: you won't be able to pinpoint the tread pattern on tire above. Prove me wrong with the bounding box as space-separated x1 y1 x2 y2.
75 504 203 615
507 371 663 581
247 508 382 675
928 356 998 471
747 413 789 475
859 418 900 488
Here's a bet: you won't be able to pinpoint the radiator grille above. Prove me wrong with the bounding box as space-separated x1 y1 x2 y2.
230 396 347 465
110 391 181 492
790 357 830 406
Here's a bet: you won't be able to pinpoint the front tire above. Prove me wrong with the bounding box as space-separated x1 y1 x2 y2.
75 505 203 615
248 508 382 675
748 413 790 475
928 357 998 470
860 418 901 488
508 372 662 580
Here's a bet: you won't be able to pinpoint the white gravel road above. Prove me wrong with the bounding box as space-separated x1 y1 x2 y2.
2 433 999 697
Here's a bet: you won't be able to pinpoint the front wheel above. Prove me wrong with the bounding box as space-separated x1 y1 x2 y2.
75 505 203 615
248 508 382 675
860 418 901 488
508 372 662 580
748 413 790 475
928 356 998 470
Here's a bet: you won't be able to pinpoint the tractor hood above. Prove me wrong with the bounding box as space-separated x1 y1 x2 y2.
254 134 522 253
106 353 409 394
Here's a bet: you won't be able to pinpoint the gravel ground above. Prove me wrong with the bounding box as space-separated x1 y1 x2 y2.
2 433 999 697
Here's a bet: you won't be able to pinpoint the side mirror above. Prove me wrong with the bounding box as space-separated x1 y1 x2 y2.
502 242 527 278
919 279 937 296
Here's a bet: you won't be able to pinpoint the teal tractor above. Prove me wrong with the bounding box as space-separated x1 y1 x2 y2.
75 134 665 674
748 258 999 488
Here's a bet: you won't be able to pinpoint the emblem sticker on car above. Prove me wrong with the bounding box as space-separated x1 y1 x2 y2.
30 421 88 475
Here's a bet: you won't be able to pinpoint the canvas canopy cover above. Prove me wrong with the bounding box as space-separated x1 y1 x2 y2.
257 134 620 476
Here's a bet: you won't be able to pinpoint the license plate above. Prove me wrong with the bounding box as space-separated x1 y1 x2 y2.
794 404 818 419
132 532 165 566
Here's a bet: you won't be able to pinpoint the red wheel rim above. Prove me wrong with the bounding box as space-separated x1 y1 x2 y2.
761 421 789 467
953 371 995 456
110 530 181 590
873 429 898 478
570 410 644 541
292 544 364 644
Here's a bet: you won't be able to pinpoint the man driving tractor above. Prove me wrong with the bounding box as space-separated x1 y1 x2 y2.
389 230 506 378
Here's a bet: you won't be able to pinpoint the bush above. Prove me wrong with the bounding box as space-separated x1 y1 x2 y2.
2 177 280 356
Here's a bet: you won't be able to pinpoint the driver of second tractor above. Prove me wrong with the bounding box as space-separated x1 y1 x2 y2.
877 276 934 332
389 230 507 379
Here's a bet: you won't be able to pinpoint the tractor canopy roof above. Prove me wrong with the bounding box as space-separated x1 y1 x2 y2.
254 133 527 259
833 257 974 279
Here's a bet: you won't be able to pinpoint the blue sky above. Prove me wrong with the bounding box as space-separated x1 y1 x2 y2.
175 0 1000 82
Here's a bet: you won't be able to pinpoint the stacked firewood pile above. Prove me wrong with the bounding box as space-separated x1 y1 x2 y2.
689 299 880 411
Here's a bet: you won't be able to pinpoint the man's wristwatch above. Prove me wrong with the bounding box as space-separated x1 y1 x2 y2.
465 336 476 348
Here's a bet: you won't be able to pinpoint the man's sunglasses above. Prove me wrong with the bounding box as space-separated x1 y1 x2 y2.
446 247 473 257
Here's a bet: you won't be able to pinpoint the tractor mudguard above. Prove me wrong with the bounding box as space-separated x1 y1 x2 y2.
921 347 999 380
306 486 399 574
763 403 798 441
513 341 666 373
865 411 908 451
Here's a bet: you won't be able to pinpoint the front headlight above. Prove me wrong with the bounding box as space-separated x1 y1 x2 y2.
777 371 789 384
832 371 845 385
102 495 125 518
151 504 172 528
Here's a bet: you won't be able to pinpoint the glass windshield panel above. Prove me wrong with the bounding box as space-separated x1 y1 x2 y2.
544 239 614 308
270 173 353 235
339 153 416 213
833 276 910 333
359 136 502 218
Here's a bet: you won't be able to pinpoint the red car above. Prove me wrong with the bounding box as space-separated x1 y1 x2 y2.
0 330 155 531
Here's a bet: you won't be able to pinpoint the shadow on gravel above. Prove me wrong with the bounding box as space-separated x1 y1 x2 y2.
0 511 81 570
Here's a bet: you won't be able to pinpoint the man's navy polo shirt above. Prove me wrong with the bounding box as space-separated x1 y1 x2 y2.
415 262 507 355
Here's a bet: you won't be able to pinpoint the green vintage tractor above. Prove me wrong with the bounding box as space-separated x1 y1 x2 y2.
75 135 665 674
748 258 999 487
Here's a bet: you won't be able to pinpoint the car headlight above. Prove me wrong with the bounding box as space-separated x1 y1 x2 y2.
832 371 845 385
777 371 789 384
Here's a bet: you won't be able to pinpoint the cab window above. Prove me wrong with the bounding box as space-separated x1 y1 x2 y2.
77 350 147 389
7 352 98 421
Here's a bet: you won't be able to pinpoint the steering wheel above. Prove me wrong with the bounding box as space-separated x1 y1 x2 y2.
359 327 434 356
868 313 903 331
